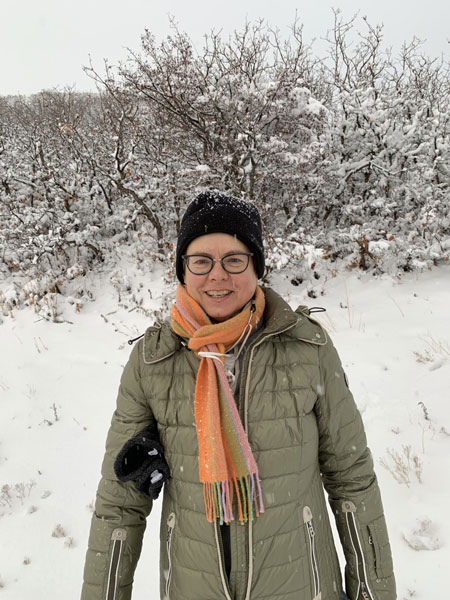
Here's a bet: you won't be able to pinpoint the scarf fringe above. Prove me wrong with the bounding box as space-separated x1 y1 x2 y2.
203 473 265 525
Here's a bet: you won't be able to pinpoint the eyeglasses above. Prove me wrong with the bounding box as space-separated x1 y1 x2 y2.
182 253 254 275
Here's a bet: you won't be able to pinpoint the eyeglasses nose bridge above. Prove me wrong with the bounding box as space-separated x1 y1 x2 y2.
209 257 229 276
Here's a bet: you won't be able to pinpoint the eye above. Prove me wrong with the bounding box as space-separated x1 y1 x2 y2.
191 257 211 266
224 255 245 265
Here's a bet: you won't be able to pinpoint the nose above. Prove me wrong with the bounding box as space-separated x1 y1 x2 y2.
208 259 229 280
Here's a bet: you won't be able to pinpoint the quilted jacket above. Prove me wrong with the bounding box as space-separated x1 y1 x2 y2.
81 288 396 600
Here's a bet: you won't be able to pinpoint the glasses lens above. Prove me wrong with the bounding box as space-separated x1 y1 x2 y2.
186 256 213 274
222 254 249 273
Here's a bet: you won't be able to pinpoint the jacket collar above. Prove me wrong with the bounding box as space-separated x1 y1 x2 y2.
142 322 182 364
260 287 299 335
142 286 327 364
255 287 327 346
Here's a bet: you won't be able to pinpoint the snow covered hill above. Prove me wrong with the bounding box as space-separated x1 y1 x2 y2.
1 266 449 599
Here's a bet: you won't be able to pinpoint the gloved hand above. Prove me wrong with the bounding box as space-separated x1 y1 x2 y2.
114 422 170 500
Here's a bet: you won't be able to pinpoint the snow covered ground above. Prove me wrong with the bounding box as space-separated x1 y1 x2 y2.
1 265 449 599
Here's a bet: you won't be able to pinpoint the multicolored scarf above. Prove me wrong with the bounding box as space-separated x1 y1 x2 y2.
170 284 265 524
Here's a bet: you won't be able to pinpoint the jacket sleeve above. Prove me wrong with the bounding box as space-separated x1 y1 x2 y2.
81 341 154 600
315 335 396 600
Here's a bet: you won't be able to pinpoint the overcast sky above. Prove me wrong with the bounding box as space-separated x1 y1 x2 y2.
1 0 449 96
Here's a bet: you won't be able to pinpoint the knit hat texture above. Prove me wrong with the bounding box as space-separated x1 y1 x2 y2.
176 191 264 282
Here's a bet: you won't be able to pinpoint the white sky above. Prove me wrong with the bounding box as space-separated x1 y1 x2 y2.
1 0 449 96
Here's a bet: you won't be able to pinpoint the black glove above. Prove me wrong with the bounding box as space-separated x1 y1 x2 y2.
114 422 170 500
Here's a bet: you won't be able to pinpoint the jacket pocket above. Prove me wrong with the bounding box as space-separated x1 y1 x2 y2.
342 501 374 600
303 506 321 600
367 515 394 580
165 512 176 600
106 527 127 600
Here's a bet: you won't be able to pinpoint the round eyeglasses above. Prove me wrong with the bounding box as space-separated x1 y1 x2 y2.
182 253 254 275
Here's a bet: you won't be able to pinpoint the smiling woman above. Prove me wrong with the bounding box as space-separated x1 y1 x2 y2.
81 191 396 600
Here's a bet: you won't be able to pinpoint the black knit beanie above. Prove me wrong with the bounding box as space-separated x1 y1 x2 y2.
176 191 265 283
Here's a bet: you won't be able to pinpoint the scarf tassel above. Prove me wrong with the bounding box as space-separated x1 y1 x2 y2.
203 473 265 525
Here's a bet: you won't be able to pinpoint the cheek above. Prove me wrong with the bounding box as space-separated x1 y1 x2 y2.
184 273 201 297
236 272 258 295
184 273 213 305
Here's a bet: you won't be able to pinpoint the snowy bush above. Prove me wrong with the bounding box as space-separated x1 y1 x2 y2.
402 518 442 551
1 16 449 312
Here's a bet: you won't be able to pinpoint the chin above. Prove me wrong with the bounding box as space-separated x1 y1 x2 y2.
210 314 231 323
205 309 233 322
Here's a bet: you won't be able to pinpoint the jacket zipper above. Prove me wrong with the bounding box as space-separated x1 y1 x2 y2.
165 512 176 599
214 521 233 600
368 533 377 575
303 506 321 600
242 319 300 600
342 501 374 600
106 528 127 600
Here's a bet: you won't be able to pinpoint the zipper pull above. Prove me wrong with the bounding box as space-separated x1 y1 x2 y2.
167 512 176 527
111 528 127 541
303 505 313 523
341 500 356 513
166 512 176 599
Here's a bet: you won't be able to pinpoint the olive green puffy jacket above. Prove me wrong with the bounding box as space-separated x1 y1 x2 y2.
81 289 396 600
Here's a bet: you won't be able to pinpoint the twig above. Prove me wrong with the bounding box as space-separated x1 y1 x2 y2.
388 295 405 317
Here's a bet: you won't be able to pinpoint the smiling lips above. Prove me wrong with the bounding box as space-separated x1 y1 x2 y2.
205 290 232 297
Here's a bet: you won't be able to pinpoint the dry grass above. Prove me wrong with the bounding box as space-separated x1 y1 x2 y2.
414 334 450 363
51 524 66 538
379 445 423 487
0 481 36 509
341 280 365 331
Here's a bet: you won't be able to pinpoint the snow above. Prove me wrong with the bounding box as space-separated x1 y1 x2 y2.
1 265 450 598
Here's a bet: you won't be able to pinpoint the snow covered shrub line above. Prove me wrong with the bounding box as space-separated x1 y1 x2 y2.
1 16 449 313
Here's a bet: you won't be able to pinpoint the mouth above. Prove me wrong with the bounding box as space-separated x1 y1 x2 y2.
205 290 232 298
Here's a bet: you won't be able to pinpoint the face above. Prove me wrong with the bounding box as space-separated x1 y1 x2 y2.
183 233 258 322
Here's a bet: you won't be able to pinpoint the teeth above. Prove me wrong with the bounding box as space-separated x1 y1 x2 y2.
206 290 231 297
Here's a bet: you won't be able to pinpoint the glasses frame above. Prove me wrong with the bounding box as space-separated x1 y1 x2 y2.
182 252 254 275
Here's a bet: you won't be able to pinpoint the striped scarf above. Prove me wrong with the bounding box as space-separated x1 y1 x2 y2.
170 284 265 524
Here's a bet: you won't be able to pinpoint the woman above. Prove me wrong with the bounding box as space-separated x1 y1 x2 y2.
81 191 396 600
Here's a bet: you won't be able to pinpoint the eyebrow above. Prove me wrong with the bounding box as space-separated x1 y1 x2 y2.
186 251 245 257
